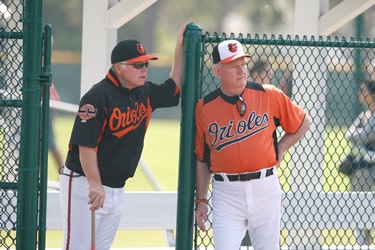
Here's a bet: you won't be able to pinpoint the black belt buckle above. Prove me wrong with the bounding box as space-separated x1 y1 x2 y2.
213 174 224 181
265 168 274 177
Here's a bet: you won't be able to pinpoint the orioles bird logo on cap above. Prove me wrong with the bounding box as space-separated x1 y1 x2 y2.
228 43 238 53
136 43 145 54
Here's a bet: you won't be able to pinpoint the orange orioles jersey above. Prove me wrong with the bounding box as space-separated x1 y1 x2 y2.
195 81 306 173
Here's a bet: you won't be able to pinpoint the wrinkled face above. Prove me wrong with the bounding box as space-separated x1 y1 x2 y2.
113 61 149 89
214 57 249 92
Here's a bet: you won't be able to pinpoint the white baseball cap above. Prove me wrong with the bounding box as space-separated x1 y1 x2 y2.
212 39 251 64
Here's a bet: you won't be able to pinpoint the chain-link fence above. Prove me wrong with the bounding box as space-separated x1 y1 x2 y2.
0 1 24 248
0 0 49 249
192 32 375 249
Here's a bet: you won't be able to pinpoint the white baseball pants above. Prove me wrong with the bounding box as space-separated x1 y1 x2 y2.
212 169 282 250
59 167 125 250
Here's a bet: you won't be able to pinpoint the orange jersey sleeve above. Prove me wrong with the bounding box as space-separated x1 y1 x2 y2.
194 82 306 173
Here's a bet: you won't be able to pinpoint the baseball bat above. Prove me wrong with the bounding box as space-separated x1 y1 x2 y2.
91 210 96 250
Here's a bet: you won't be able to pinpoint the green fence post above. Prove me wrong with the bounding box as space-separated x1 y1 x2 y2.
38 24 53 250
16 0 43 249
175 23 202 250
354 14 364 116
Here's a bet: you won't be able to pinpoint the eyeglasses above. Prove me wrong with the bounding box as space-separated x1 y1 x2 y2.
118 61 149 69
236 95 246 116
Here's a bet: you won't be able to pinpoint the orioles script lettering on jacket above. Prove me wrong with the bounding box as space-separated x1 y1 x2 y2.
109 102 148 138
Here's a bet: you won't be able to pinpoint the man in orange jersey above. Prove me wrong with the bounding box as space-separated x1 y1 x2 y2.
194 39 311 250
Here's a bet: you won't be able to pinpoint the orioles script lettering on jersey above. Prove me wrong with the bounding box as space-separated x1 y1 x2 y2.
109 102 148 138
208 111 269 151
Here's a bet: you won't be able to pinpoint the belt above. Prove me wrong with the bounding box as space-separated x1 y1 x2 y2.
213 168 274 182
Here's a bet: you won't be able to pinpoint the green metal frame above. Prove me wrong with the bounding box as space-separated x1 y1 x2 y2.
38 24 53 250
175 23 202 250
13 0 51 249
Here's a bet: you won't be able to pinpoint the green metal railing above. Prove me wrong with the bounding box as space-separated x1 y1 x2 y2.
0 0 51 249
175 23 202 250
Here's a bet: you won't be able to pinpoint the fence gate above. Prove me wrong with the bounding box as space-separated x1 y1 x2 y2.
0 0 51 249
177 24 375 250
